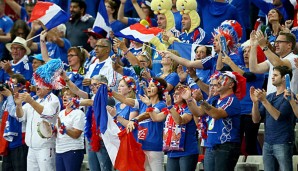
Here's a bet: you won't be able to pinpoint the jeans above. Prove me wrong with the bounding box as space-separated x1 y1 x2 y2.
204 143 240 171
263 142 293 171
87 140 113 171
56 149 84 171
166 154 198 171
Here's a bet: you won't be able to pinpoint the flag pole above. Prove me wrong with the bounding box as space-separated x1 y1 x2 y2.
26 20 47 42
26 33 41 42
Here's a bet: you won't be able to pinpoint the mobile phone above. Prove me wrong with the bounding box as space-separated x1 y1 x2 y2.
220 36 228 56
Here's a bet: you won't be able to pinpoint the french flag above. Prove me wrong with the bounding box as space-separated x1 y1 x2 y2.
115 23 162 43
94 85 145 171
92 0 111 37
29 2 69 30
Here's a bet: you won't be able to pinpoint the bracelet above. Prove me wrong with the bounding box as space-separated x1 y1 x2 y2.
187 98 193 103
161 108 170 115
262 46 269 52
194 77 200 83
59 123 67 135
167 105 173 110
108 88 113 97
130 118 138 125
113 113 119 120
65 78 70 82
123 49 129 56
146 107 155 112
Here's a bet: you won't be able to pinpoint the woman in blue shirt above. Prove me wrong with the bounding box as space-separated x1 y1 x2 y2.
107 76 139 130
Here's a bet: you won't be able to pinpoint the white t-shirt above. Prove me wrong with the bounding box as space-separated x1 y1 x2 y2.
266 52 298 94
56 109 85 153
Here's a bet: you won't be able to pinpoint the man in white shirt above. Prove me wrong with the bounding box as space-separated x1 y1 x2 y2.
83 38 121 91
249 30 298 94
14 86 60 171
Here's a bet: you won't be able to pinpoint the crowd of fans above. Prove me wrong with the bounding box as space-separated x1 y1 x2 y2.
0 0 298 171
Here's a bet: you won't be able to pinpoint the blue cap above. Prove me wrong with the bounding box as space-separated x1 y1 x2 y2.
30 54 44 62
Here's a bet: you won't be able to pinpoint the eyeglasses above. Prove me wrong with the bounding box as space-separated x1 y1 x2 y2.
67 54 78 58
274 40 290 44
95 45 108 48
11 47 24 51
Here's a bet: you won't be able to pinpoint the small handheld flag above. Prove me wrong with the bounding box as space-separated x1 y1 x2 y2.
29 2 69 31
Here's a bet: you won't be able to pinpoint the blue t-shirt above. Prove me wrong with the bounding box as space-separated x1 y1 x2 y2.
179 27 208 45
251 0 294 20
202 53 244 75
37 38 71 64
138 100 166 151
259 92 296 144
115 103 138 129
66 71 89 93
197 0 245 44
0 15 13 59
167 106 199 158
123 66 155 97
8 57 33 81
156 72 179 95
203 95 220 148
207 94 241 147
240 67 264 114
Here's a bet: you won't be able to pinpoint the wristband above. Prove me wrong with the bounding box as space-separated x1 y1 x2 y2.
146 107 155 112
59 123 66 135
194 78 200 83
262 46 269 52
123 49 129 56
161 108 170 115
187 98 193 103
130 118 138 125
113 113 119 120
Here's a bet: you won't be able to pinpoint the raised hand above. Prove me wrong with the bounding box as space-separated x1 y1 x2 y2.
139 94 150 106
177 65 187 83
249 30 259 47
221 53 233 66
0 87 12 97
19 92 34 104
106 106 116 117
14 92 23 105
179 87 192 100
165 94 172 106
192 89 203 101
126 121 136 133
186 67 196 79
255 30 267 47
250 86 258 103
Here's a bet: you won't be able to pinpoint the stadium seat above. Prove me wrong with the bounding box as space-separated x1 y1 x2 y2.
246 155 264 170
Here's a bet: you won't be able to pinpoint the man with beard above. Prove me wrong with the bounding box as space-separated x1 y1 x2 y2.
65 0 95 51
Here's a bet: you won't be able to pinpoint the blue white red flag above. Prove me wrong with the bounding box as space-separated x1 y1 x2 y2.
92 0 111 37
94 85 145 170
115 23 162 43
29 2 69 30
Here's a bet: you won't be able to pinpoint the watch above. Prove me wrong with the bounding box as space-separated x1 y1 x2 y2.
262 46 269 52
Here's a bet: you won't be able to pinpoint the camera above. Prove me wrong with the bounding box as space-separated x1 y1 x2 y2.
0 83 9 91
